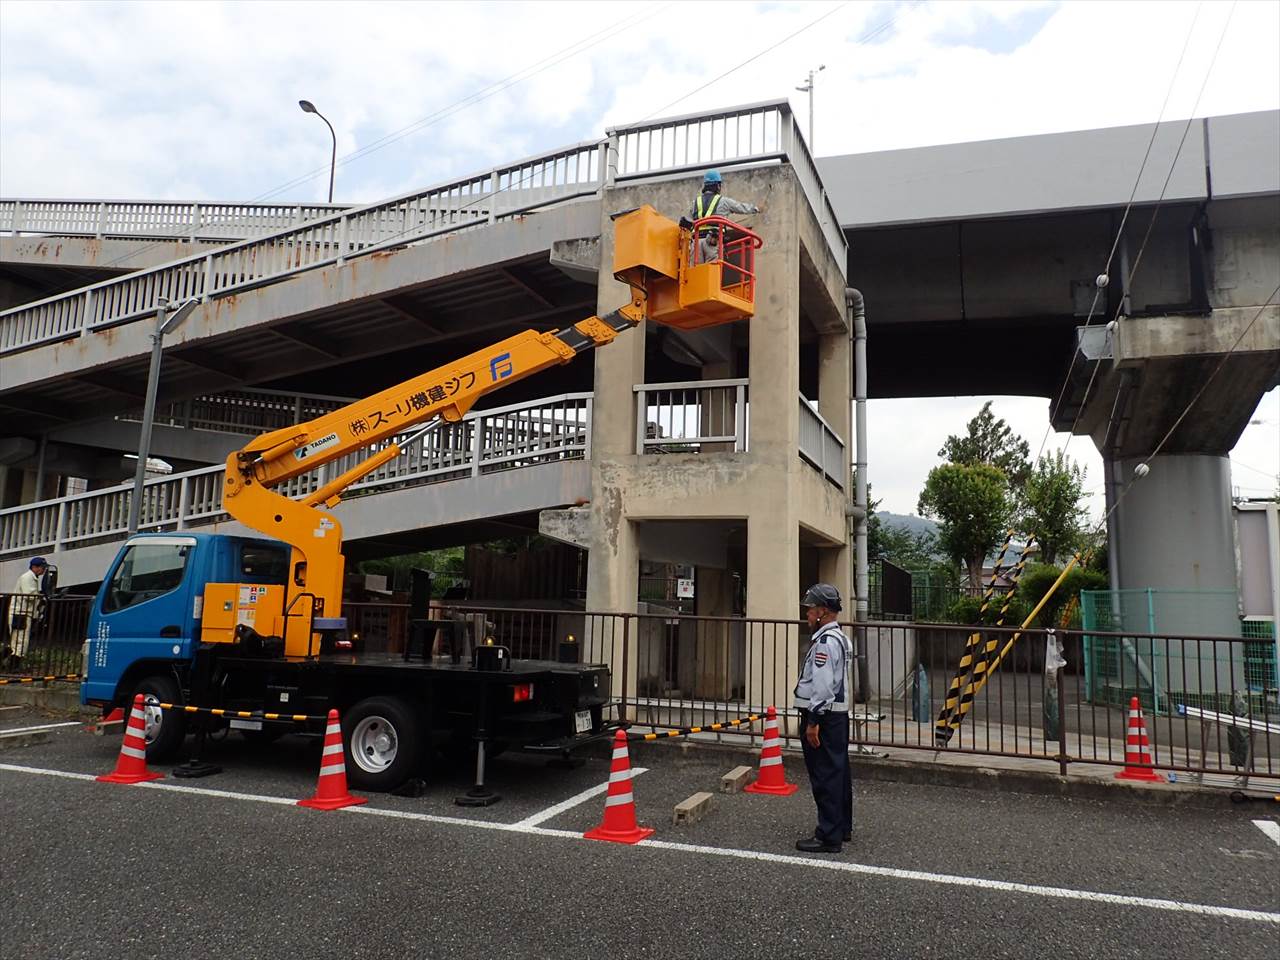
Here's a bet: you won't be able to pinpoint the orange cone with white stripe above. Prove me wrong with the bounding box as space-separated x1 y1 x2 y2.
298 709 367 810
97 694 163 784
584 729 653 844
1115 696 1163 783
744 705 799 796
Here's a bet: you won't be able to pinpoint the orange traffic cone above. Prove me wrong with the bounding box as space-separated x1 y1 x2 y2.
744 705 799 796
1115 696 1163 783
298 709 367 810
97 694 163 784
584 729 654 844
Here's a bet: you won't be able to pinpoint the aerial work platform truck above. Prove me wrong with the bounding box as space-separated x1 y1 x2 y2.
81 206 762 796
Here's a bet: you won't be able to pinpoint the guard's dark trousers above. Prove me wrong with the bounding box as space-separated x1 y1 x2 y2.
800 709 852 844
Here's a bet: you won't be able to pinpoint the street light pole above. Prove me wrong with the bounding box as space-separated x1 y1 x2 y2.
127 297 198 535
795 65 826 153
299 99 337 204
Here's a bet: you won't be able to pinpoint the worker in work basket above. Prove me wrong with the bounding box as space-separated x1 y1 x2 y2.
684 169 759 266
793 582 854 854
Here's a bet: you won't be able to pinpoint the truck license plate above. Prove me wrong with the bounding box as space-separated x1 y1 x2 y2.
574 710 592 734
228 718 263 731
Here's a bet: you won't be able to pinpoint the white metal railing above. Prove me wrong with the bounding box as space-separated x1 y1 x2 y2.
0 393 592 559
1 99 847 357
798 395 846 490
634 379 748 455
117 388 356 435
0 199 345 242
608 99 847 273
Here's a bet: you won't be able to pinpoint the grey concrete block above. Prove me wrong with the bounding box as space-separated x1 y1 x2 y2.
673 791 715 825
720 765 753 793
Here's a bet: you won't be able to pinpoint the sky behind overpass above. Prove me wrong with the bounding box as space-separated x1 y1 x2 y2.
1 0 1276 517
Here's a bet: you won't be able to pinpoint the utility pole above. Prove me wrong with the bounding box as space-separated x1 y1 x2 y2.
795 65 825 152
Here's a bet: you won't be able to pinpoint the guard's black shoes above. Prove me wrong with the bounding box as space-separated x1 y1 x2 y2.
795 837 842 853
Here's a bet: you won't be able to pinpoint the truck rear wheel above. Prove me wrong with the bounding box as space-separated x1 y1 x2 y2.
131 675 185 763
342 696 423 792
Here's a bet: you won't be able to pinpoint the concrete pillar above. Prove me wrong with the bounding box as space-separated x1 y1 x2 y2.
1111 452 1243 701
694 566 735 699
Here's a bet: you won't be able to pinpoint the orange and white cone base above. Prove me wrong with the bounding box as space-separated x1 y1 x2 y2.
744 705 799 796
298 709 367 810
584 729 654 844
97 694 163 784
1115 695 1163 783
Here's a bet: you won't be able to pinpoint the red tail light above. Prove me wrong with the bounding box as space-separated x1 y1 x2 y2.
512 683 534 703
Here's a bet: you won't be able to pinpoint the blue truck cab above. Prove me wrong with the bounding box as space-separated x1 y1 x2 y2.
83 532 289 707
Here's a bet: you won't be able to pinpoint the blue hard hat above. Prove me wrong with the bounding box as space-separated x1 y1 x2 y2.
703 169 722 184
29 556 48 568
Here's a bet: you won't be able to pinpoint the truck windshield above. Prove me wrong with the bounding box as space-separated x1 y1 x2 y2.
104 542 190 612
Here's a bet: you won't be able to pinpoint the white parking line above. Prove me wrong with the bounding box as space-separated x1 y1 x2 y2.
2 760 1278 925
1253 820 1280 847
0 721 82 736
513 766 648 827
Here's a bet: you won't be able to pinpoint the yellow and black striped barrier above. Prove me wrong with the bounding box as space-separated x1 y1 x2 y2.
935 550 1083 745
932 532 1016 731
154 702 324 723
0 674 81 686
631 712 764 741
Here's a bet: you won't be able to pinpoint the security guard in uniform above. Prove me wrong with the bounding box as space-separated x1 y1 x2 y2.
793 582 853 853
687 169 759 264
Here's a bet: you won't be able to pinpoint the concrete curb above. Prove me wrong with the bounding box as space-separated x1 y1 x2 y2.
0 731 53 751
622 736 1227 809
0 683 90 716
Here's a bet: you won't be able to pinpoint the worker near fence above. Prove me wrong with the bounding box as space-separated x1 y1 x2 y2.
6 556 47 667
686 169 759 264
793 582 853 854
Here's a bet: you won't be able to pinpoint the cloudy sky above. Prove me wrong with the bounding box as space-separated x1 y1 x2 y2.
2 0 1277 517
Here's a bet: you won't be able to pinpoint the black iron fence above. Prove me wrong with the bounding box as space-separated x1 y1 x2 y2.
0 593 94 677
9 592 1275 783
442 605 1278 781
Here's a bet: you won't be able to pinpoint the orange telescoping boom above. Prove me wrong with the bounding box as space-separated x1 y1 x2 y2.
215 206 763 656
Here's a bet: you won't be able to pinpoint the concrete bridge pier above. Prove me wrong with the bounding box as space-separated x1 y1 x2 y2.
579 165 851 718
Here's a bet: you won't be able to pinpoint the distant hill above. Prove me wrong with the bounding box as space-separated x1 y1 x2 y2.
879 512 939 539
878 512 1033 566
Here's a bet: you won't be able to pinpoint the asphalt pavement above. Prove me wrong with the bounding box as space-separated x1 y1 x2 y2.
1 707 1277 960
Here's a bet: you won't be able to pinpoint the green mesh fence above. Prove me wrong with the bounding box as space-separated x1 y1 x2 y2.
1080 590 1277 716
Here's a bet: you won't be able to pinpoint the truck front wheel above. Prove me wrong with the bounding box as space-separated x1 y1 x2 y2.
131 675 186 762
342 696 423 792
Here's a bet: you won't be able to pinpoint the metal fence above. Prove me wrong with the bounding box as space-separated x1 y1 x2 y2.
0 198 344 242
406 607 1280 779
0 392 592 560
118 387 355 435
0 593 93 676
1 98 846 356
5 592 1275 784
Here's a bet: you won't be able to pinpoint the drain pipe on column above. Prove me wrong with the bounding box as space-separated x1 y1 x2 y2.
847 287 870 704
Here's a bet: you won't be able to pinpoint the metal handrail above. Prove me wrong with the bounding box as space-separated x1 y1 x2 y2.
0 392 594 559
798 394 846 490
0 198 345 241
1 100 847 357
635 379 749 454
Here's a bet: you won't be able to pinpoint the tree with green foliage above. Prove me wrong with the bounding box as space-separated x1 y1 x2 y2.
877 524 941 572
938 401 1031 492
1020 450 1089 564
918 462 1014 588
1016 562 1110 629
